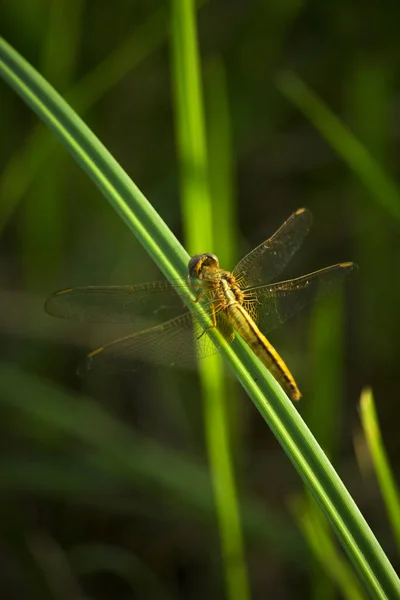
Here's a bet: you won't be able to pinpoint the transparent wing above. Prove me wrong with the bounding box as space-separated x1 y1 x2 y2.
244 262 357 334
233 208 313 287
78 311 235 375
45 282 189 327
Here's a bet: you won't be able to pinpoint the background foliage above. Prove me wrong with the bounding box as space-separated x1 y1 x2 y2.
1 1 399 598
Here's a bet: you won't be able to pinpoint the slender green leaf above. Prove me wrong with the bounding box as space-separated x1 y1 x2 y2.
360 388 400 554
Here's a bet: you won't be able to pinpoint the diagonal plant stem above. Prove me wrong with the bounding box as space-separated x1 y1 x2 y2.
1 37 399 599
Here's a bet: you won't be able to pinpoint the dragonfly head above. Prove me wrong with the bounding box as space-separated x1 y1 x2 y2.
188 253 220 280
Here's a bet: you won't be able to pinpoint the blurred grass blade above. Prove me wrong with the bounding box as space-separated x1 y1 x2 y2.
306 289 345 600
0 6 169 235
0 0 210 235
0 0 210 236
1 37 399 598
1 506 63 600
21 0 84 287
171 0 212 251
359 388 400 554
292 498 366 600
346 60 396 368
0 363 302 558
307 290 344 458
276 71 400 221
205 56 237 268
170 3 250 600
26 533 85 600
205 56 243 458
69 544 172 599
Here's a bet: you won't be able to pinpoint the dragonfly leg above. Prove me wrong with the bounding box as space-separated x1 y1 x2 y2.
183 289 206 304
197 302 217 339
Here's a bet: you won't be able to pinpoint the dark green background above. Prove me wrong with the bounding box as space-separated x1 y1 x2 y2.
0 1 399 598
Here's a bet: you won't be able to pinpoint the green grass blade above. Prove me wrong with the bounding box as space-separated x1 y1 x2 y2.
205 56 237 268
1 38 399 598
292 497 366 600
170 3 250 599
170 0 212 251
276 70 400 221
359 388 400 554
198 356 250 600
307 289 344 458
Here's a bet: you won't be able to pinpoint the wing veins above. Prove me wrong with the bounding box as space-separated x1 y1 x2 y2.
233 208 313 287
243 262 356 334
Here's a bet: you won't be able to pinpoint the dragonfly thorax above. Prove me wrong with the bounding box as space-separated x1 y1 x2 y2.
219 273 245 307
188 253 245 306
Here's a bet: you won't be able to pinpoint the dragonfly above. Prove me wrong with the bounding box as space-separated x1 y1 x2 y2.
45 208 356 401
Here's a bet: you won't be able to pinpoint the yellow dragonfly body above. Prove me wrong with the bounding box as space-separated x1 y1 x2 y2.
45 208 356 400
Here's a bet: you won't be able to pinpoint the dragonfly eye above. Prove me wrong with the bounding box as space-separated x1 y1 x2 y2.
188 253 219 279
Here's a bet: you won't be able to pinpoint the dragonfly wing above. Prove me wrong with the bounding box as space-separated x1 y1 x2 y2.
233 208 313 287
45 282 187 327
246 262 357 334
78 312 235 375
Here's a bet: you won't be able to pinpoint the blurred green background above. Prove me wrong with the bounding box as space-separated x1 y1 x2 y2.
1 1 399 598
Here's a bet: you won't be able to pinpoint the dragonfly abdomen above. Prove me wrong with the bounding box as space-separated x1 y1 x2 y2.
227 303 301 401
